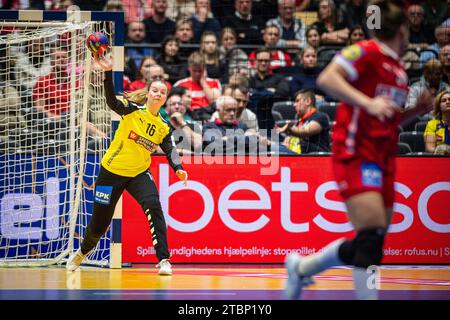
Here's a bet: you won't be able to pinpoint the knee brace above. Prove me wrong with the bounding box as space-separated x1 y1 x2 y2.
352 228 386 268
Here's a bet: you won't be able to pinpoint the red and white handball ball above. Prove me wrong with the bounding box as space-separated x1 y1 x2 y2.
86 32 109 56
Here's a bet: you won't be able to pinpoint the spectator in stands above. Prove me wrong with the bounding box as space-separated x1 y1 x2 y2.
306 25 321 50
406 59 450 109
424 90 450 154
178 96 248 153
170 85 194 111
347 25 366 45
128 62 172 92
228 72 250 87
211 85 259 132
406 4 435 51
311 0 349 45
127 55 156 88
125 21 155 78
249 48 290 101
440 44 450 83
190 0 222 42
222 0 265 45
218 27 250 77
160 92 194 124
174 51 222 110
166 0 196 21
200 31 228 82
420 20 450 64
290 46 324 98
266 0 307 51
143 0 176 44
120 0 153 25
275 89 330 154
337 0 369 36
33 48 74 119
0 44 24 136
175 18 197 60
249 25 293 73
422 0 449 32
14 37 51 92
157 36 189 84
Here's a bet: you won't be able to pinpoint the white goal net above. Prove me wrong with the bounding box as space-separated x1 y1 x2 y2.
0 17 113 267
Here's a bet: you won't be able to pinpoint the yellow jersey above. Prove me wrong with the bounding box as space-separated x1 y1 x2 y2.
102 98 172 177
424 119 449 147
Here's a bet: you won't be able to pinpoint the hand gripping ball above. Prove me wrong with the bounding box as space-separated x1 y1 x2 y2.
86 32 109 56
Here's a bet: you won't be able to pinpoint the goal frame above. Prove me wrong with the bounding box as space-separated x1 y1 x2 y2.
0 9 124 269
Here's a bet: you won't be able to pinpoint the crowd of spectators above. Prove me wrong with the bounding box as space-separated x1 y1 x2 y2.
1 0 450 156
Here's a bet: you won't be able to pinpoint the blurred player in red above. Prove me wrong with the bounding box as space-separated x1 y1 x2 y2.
285 0 433 300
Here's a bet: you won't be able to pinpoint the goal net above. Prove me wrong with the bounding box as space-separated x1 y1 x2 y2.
0 16 113 267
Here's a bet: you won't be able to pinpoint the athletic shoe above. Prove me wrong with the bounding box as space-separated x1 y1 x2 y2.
66 248 86 272
284 253 315 300
156 259 172 275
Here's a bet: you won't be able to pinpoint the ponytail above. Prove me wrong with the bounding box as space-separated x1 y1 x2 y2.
123 88 148 105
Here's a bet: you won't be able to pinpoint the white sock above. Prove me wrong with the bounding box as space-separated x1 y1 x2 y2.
298 238 346 277
352 267 379 300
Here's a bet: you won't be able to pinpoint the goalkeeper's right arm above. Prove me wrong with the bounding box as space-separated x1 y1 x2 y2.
103 70 138 116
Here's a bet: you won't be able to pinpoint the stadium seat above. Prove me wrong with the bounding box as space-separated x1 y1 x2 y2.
272 101 295 121
400 115 420 132
414 121 428 132
397 142 412 155
399 131 425 153
317 46 342 68
317 101 338 122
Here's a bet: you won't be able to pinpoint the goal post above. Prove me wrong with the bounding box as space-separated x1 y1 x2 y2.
0 9 124 268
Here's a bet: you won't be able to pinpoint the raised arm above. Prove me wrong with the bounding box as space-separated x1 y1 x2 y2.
94 55 138 116
103 70 139 116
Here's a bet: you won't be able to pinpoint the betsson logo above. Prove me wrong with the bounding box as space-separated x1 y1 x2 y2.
158 164 450 234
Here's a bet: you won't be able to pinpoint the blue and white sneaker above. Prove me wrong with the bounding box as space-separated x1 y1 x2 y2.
284 253 315 300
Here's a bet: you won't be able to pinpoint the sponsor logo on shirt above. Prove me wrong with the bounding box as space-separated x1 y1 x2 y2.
95 185 113 205
361 163 383 187
128 130 157 152
375 84 408 108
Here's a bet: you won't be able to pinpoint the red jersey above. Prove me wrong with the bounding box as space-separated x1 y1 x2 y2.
173 77 221 110
32 72 78 116
331 40 409 166
249 50 293 71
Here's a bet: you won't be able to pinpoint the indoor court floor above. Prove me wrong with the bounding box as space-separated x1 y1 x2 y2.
0 264 449 300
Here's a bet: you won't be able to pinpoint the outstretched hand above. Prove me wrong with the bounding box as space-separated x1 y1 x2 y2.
93 53 112 71
176 170 188 187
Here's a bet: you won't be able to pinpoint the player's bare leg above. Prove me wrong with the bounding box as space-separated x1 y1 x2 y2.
285 191 388 300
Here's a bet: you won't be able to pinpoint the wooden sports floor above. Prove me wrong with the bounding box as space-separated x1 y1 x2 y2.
0 264 449 300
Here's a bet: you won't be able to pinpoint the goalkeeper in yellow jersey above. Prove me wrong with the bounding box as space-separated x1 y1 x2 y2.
66 55 188 275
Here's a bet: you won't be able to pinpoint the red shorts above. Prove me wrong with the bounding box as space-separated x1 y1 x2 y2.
332 157 395 208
